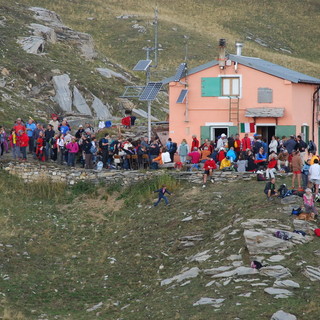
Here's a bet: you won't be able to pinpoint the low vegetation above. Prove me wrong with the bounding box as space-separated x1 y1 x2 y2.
1 170 320 319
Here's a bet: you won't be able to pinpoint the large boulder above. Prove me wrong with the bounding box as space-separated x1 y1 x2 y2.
53 74 72 112
17 36 45 55
73 86 92 116
271 310 297 320
91 96 112 120
29 23 57 43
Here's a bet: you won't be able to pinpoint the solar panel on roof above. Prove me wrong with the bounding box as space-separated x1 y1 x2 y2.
174 63 187 81
176 89 188 103
133 60 152 71
139 82 162 101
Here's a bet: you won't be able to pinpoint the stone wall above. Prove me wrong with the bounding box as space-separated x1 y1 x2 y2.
1 162 256 185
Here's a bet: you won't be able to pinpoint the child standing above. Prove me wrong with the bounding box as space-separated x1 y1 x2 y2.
154 185 171 206
303 188 318 219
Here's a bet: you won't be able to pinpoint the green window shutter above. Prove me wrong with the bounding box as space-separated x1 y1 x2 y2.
228 126 238 137
306 126 309 142
301 125 309 142
200 126 211 142
275 125 296 138
201 77 221 97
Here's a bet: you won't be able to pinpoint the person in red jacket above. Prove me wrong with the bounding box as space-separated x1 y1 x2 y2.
14 118 26 134
218 148 226 164
18 130 29 160
36 131 46 162
241 133 251 151
202 158 217 187
121 116 131 128
191 135 199 151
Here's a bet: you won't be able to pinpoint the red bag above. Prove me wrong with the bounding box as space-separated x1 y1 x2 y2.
314 229 320 237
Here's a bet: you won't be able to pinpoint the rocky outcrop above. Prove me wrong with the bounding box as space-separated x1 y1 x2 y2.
29 23 57 43
17 36 45 55
28 7 97 59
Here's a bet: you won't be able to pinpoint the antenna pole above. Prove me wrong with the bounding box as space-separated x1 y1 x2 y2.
153 5 159 67
146 47 152 142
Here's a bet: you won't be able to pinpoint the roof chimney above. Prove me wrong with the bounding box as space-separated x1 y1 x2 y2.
218 38 226 69
235 42 243 56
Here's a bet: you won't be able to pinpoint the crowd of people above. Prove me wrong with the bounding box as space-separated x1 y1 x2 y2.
2 116 320 216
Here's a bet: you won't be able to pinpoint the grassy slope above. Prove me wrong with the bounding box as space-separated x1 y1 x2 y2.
1 171 320 319
16 0 320 80
1 1 319 125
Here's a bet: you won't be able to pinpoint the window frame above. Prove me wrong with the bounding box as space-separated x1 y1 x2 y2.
218 75 242 99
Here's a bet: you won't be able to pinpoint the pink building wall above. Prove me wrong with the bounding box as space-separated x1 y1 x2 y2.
169 62 318 145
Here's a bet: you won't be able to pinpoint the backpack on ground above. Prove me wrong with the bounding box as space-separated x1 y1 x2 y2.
278 184 288 198
291 207 302 215
274 230 292 241
251 260 264 270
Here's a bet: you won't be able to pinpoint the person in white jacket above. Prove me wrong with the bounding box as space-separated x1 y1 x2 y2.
309 158 320 198
269 135 278 153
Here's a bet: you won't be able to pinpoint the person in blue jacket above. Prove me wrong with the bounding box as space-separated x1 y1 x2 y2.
154 185 171 206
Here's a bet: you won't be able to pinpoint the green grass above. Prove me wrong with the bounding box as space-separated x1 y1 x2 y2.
1 170 320 319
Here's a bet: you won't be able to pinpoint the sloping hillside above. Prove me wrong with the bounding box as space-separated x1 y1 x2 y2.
0 0 319 126
1 171 320 319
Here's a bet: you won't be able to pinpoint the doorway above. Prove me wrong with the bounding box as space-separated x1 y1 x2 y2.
211 127 228 141
256 126 275 144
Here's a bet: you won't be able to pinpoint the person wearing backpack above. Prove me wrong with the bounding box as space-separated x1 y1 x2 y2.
169 141 177 162
302 159 311 189
178 139 190 164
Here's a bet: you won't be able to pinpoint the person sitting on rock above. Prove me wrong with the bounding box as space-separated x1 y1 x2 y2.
303 188 318 220
264 178 278 199
202 158 217 187
220 156 232 171
200 146 211 163
188 147 201 170
266 152 278 179
226 147 237 162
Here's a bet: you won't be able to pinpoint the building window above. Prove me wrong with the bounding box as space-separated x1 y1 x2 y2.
258 88 273 103
222 77 240 96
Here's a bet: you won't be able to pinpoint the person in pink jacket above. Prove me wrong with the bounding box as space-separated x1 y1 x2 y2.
66 137 79 167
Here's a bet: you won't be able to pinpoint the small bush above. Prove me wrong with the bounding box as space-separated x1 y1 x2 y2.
70 181 97 196
118 174 180 206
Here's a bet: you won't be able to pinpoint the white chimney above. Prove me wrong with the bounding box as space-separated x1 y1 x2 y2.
235 42 243 56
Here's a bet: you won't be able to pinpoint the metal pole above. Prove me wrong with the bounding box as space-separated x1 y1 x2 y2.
148 100 152 142
146 48 152 143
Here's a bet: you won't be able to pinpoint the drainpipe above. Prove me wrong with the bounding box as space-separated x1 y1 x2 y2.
312 85 320 142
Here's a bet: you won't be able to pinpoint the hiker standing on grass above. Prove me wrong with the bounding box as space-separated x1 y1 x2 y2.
154 185 171 206
291 150 303 190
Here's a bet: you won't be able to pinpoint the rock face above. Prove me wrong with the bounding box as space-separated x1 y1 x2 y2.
243 229 294 255
193 297 225 307
29 23 57 43
17 36 45 55
271 310 297 320
264 287 293 299
73 86 92 116
53 74 72 112
273 279 300 288
161 267 200 286
91 96 112 120
96 68 129 82
260 266 292 279
132 108 159 121
29 7 97 59
303 266 320 281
